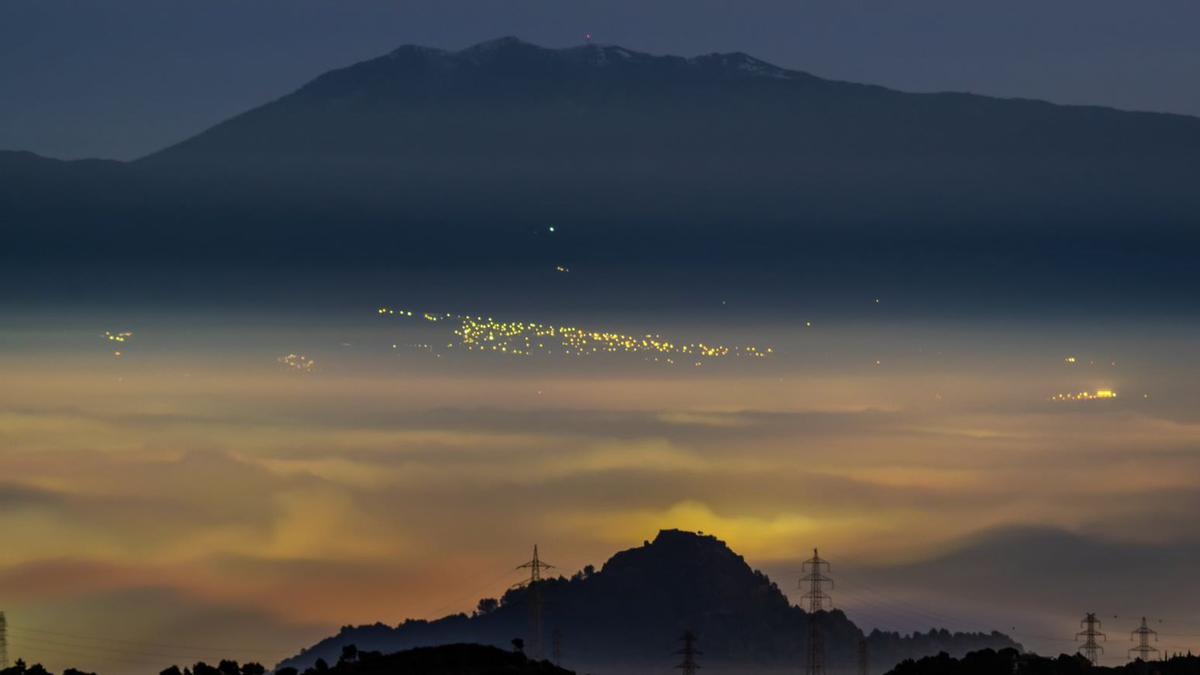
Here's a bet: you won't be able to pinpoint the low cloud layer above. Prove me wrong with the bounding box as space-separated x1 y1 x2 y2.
1 316 1198 672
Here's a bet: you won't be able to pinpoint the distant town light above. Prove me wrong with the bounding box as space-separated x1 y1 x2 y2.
1050 389 1117 401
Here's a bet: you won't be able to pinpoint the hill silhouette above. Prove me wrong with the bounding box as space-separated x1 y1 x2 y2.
3 37 1200 308
159 645 568 675
0 644 568 675
885 648 1200 675
288 643 572 675
277 530 1017 675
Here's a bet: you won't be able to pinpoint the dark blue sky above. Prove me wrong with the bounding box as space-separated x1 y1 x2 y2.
5 0 1200 159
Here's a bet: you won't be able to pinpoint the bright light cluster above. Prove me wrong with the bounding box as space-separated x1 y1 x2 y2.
376 307 773 363
104 331 133 358
277 353 316 373
1050 389 1117 401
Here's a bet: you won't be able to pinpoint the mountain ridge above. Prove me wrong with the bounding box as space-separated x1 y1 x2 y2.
7 36 1199 167
142 35 1200 163
4 37 1200 309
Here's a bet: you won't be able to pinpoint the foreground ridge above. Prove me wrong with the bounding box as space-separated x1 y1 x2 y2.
277 530 1018 675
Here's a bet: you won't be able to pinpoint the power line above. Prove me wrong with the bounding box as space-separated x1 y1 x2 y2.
9 626 281 656
11 645 162 667
1008 632 1085 644
836 594 957 634
422 554 589 623
5 624 301 670
420 565 529 621
9 634 175 663
832 574 993 634
835 586 979 634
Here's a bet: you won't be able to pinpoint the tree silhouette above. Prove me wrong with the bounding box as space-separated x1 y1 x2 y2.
190 662 219 675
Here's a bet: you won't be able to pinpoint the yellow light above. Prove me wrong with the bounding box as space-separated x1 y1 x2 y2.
376 306 773 365
1050 389 1118 402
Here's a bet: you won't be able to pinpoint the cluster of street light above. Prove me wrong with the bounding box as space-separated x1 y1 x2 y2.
376 306 773 364
277 353 316 373
1050 389 1117 401
104 331 133 357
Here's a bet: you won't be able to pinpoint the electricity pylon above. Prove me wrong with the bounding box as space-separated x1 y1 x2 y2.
857 636 869 675
551 627 563 665
676 629 701 675
1129 617 1159 662
0 611 7 670
1076 613 1106 665
514 545 555 660
800 548 833 675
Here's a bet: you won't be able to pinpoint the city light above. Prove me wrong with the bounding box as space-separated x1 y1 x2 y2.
277 353 316 373
376 307 773 362
1050 389 1117 401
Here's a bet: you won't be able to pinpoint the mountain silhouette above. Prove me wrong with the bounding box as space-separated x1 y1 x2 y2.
4 37 1198 304
278 643 572 675
276 530 1017 675
144 36 1199 168
131 36 1200 235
